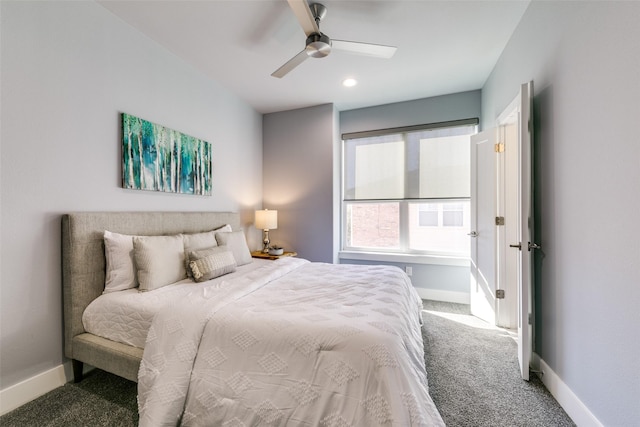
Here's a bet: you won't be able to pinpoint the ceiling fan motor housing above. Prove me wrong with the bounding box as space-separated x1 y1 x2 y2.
305 33 331 58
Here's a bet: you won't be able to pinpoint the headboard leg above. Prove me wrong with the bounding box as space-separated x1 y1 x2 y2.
72 359 84 383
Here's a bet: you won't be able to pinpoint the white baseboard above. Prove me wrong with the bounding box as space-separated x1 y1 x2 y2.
415 288 469 305
533 353 603 427
0 363 73 416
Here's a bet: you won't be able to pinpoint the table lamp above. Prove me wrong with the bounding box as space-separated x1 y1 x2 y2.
255 209 278 253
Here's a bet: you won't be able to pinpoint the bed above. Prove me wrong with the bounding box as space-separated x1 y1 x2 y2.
62 211 444 426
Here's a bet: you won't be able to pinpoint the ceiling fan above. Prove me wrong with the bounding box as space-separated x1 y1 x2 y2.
271 0 397 78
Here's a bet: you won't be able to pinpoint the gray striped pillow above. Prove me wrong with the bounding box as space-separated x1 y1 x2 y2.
188 246 237 282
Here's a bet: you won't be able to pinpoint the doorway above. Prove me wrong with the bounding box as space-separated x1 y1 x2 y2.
470 81 534 380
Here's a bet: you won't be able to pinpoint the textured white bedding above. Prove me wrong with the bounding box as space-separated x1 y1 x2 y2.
137 257 445 426
82 259 272 348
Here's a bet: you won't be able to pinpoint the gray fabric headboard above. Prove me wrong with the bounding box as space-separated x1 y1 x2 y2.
61 211 241 359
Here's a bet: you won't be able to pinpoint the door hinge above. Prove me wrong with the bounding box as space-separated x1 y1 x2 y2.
494 142 505 153
495 216 505 226
496 289 505 299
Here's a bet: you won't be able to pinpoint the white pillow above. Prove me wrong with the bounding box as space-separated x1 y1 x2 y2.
214 224 233 233
215 230 253 266
183 230 218 252
103 231 137 293
183 231 218 277
133 234 186 292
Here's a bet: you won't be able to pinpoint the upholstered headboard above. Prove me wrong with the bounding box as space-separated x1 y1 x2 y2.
61 211 241 359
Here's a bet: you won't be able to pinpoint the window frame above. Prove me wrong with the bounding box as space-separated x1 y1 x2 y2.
340 118 478 261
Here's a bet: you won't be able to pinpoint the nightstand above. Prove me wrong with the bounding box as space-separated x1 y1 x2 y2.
251 251 297 260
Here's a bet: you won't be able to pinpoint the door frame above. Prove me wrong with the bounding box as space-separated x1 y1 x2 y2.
495 96 520 329
469 96 520 330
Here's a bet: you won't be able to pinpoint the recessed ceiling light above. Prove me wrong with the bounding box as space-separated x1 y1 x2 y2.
342 78 358 87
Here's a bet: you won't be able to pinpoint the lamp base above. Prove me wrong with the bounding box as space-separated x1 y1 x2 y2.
262 229 270 253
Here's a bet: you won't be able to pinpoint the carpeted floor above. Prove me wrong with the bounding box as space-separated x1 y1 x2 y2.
1 368 138 427
422 300 574 426
1 300 574 426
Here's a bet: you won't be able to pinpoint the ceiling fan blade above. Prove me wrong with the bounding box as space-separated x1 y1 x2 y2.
271 49 309 78
287 0 319 36
332 39 397 59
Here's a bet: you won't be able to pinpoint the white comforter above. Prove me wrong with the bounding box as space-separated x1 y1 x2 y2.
138 257 444 426
83 260 272 348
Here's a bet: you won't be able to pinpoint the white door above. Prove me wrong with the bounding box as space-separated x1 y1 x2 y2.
514 81 534 381
469 129 498 325
470 81 535 381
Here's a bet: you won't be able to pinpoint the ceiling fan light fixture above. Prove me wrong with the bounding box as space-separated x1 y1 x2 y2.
305 33 332 58
342 78 358 87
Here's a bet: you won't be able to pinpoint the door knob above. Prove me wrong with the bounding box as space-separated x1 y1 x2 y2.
468 231 478 237
509 243 522 250
528 242 541 251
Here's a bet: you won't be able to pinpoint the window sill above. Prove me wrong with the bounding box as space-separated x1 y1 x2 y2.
338 251 470 267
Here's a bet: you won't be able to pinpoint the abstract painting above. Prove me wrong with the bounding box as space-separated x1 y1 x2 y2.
122 113 212 195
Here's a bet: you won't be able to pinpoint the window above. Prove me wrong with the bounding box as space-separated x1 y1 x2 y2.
443 202 465 227
418 203 438 227
342 119 477 257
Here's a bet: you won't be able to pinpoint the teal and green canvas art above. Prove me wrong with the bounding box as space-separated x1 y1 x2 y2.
122 113 212 195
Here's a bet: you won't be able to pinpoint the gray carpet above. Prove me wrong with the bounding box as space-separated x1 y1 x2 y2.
422 300 574 426
1 368 138 427
1 301 574 426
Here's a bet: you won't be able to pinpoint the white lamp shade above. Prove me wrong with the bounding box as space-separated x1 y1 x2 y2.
255 209 278 230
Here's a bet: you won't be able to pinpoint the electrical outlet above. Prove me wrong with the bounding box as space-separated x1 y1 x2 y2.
405 266 412 276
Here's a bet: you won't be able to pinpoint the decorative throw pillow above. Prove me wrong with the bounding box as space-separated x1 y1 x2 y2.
188 246 237 282
214 224 233 233
215 230 253 266
183 231 218 277
103 231 138 293
133 234 186 292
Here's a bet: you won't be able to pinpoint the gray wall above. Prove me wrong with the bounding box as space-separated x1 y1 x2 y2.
0 1 263 389
482 2 640 425
262 104 336 263
340 91 481 134
339 91 481 298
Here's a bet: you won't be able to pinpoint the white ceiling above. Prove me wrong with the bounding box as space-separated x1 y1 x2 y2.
99 0 530 114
